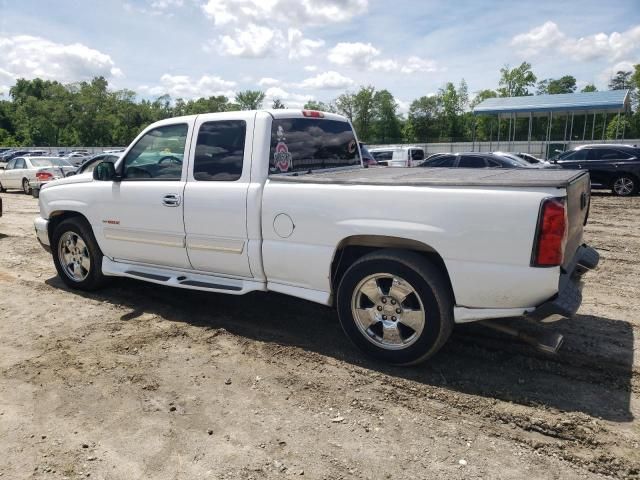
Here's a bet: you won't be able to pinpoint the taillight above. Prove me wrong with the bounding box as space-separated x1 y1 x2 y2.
302 110 324 118
36 171 54 181
532 198 568 267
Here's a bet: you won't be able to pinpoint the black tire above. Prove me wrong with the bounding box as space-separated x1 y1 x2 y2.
32 188 40 199
51 217 107 291
336 249 454 365
22 178 31 195
0 181 5 193
611 174 638 197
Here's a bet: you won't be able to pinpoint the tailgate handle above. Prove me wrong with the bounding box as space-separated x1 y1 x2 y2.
580 192 587 210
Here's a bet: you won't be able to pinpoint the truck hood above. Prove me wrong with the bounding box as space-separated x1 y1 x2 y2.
42 172 93 190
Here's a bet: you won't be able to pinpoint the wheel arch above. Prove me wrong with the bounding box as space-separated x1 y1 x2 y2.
47 210 92 243
330 235 455 305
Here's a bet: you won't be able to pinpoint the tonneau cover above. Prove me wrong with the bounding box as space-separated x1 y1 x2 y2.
269 167 588 188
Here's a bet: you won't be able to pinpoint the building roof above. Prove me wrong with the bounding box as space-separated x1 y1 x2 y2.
473 90 630 116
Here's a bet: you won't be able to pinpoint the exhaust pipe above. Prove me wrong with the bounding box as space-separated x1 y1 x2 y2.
480 320 564 354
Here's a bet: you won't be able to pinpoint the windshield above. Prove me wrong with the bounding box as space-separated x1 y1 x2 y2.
269 118 359 174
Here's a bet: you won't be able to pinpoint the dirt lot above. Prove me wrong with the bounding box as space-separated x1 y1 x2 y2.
0 191 639 480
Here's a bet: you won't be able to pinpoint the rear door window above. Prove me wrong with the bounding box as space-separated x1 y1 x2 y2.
424 155 455 167
269 118 359 174
194 120 246 181
589 148 633 160
458 155 487 168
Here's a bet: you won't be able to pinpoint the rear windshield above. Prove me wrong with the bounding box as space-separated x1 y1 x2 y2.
269 118 359 174
29 159 56 167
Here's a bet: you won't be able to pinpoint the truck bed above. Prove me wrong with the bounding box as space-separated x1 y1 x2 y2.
269 167 588 189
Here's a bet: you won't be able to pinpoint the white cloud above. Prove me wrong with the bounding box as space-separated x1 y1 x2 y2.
328 42 380 67
400 56 440 74
139 73 236 98
0 35 122 85
214 24 325 60
218 23 284 57
328 42 440 74
304 65 318 72
369 59 398 72
512 21 640 62
299 70 354 89
264 86 314 108
288 28 324 59
201 0 367 26
258 77 281 87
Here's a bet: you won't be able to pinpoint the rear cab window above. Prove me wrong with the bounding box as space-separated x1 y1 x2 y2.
269 117 360 174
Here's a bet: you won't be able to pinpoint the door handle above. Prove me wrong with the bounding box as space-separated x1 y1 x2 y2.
162 194 181 207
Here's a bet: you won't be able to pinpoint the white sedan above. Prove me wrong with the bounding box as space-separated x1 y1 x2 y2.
0 156 74 194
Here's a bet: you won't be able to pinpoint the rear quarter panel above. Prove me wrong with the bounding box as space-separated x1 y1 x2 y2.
261 181 562 308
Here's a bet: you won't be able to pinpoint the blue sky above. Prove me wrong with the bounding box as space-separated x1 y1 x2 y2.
0 0 638 111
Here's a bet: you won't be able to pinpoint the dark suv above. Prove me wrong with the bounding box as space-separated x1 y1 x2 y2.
553 144 640 196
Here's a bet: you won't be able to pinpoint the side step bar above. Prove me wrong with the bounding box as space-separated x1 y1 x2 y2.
102 257 265 295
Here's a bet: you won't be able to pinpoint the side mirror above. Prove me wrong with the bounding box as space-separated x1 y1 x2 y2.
66 171 76 177
93 161 118 181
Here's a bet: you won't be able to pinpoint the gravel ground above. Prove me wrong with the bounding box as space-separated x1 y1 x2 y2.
0 191 638 480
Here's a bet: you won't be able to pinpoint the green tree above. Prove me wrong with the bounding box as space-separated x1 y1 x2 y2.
352 86 376 141
271 98 286 109
497 62 537 97
334 92 356 122
372 89 401 143
608 70 632 90
536 75 577 94
581 84 597 93
406 95 440 142
303 100 334 112
235 90 265 110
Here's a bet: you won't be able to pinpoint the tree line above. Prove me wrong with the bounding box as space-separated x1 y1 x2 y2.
0 62 638 147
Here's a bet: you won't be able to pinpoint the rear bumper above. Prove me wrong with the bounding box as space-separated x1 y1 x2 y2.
34 216 51 253
527 244 599 322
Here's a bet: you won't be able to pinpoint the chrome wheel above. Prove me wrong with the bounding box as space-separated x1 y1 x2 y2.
351 273 425 350
58 231 91 282
613 177 634 196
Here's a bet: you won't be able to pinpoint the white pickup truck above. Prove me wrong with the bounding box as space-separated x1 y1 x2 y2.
34 110 598 365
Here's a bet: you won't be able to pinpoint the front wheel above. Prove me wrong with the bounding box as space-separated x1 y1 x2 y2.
337 250 453 365
612 175 637 196
52 217 107 291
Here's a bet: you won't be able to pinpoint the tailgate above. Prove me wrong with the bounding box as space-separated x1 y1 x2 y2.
563 171 590 270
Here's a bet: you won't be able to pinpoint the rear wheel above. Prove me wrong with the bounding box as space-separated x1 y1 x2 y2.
52 217 106 291
612 175 637 196
0 181 5 192
22 178 31 195
337 249 453 365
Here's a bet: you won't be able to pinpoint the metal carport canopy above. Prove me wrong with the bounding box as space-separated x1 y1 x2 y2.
473 90 630 117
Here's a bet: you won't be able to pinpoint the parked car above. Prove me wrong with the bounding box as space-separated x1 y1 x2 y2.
512 152 546 164
29 158 77 198
34 109 598 365
1 150 30 162
24 150 49 157
359 143 377 166
551 144 640 196
0 156 74 194
369 146 425 167
419 152 538 168
75 153 122 175
64 152 90 167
